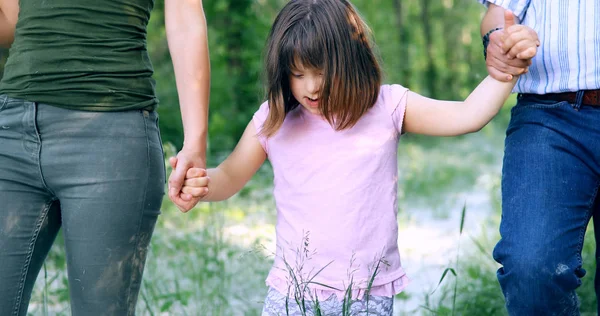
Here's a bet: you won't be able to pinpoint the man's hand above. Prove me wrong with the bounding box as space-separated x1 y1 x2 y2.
168 147 206 212
486 10 539 82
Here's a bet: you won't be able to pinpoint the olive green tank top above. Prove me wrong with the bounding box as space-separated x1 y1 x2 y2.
0 0 158 111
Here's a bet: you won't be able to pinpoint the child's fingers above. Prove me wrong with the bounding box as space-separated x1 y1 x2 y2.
184 176 210 187
186 167 206 178
506 39 538 59
181 186 208 197
503 27 538 56
502 31 526 54
516 46 537 60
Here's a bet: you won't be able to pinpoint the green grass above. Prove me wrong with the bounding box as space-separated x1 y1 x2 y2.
28 161 276 316
422 216 598 316
27 103 598 316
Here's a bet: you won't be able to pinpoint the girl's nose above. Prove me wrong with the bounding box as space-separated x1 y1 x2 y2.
306 77 321 94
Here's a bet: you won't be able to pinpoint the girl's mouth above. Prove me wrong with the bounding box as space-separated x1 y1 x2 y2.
306 97 319 107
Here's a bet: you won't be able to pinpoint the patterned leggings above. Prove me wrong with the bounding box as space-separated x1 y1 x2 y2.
261 287 394 316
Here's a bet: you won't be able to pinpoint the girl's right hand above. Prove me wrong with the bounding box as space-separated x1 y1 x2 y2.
181 167 210 199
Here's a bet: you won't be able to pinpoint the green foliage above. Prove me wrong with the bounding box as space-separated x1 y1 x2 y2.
5 1 549 315
425 219 598 316
146 0 492 155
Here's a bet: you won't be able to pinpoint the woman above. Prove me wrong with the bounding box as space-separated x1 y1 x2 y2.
0 0 209 315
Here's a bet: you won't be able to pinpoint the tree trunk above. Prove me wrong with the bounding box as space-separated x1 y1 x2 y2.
421 0 438 97
392 0 410 82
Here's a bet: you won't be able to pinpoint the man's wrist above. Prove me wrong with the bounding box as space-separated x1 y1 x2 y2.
482 27 503 59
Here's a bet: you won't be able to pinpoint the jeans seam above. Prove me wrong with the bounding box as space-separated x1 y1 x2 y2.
12 198 56 316
125 111 152 315
32 103 56 197
577 182 600 268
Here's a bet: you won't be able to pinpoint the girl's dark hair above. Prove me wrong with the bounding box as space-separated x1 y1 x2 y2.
262 0 382 136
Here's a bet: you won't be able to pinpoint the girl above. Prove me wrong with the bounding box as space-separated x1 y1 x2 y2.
174 0 533 314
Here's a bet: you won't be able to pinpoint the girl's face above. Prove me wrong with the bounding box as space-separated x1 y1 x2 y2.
289 63 323 115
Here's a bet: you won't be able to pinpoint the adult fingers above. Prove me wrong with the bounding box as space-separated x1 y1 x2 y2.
487 65 514 82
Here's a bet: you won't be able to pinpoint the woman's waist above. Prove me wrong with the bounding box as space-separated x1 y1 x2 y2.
0 58 157 111
0 86 157 112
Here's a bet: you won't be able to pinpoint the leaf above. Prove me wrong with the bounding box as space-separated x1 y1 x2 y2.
431 267 457 294
459 202 467 235
307 281 343 291
160 301 174 312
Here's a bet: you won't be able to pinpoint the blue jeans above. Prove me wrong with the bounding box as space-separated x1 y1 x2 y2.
495 94 600 315
0 95 164 315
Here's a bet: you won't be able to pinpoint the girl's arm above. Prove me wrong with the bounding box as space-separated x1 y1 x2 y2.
402 75 517 136
182 121 267 202
164 0 211 211
0 0 18 47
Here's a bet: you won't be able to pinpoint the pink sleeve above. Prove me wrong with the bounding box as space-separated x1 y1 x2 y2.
381 84 409 134
252 101 270 154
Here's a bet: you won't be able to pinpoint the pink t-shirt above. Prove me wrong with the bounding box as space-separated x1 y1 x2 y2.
252 84 410 300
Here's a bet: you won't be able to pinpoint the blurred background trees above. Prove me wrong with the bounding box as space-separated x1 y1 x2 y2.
146 0 489 157
0 0 491 154
9 1 596 315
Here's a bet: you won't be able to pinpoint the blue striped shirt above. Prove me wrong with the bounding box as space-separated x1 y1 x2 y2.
481 0 600 94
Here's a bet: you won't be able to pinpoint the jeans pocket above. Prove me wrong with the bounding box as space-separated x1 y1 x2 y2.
155 114 167 184
141 110 166 185
511 99 568 115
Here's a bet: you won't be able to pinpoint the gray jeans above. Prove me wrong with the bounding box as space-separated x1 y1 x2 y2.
0 95 164 315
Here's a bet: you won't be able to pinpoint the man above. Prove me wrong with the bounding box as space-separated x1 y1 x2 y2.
481 1 600 314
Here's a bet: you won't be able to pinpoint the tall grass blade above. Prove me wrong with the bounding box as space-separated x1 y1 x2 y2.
431 267 457 294
43 262 48 316
469 235 488 257
459 202 467 235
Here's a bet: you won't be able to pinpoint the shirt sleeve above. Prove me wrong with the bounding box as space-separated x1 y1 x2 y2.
380 84 409 135
251 101 270 154
478 0 531 22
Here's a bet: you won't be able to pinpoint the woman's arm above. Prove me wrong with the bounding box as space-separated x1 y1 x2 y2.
402 75 517 136
0 0 18 47
180 122 267 203
164 0 211 211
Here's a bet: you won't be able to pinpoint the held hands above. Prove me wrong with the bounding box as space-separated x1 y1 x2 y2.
167 148 207 212
486 10 539 82
172 164 210 203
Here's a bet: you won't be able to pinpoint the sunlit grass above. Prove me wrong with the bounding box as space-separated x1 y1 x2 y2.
27 105 598 316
